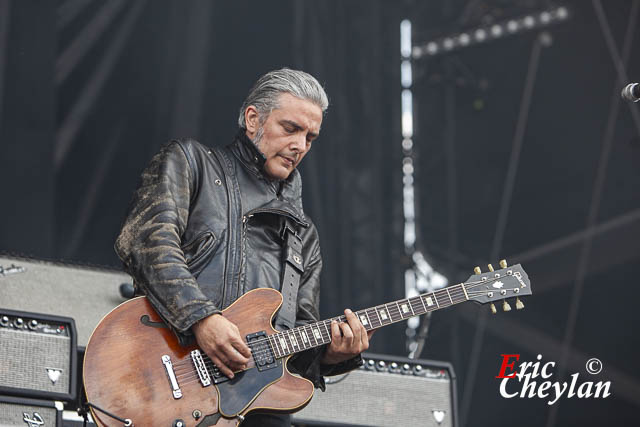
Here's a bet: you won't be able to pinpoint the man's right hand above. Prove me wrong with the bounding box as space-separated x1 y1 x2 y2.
192 313 252 379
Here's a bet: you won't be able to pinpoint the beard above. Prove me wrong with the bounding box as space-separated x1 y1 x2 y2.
252 125 265 149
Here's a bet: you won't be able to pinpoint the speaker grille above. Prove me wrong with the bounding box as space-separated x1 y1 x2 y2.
0 329 71 394
294 354 456 427
0 398 59 427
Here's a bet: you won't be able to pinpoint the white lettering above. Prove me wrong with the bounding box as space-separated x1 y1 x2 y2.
593 382 611 399
499 378 519 398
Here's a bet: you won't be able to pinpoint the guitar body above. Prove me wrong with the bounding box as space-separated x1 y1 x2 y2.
83 288 314 427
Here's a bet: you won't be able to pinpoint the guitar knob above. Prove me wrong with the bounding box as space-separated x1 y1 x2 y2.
490 303 497 314
503 300 512 312
499 259 507 269
515 297 525 310
473 266 481 274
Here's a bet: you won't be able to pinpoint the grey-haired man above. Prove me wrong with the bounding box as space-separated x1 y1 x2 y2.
115 69 372 426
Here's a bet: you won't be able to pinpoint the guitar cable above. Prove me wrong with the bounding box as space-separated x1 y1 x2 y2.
85 402 133 426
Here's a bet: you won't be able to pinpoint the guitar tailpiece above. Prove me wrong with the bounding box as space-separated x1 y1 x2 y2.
86 402 134 426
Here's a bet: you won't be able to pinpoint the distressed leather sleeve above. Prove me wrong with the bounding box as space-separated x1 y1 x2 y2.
114 142 221 344
288 238 363 391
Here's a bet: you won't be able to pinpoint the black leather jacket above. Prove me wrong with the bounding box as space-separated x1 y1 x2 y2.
115 131 360 389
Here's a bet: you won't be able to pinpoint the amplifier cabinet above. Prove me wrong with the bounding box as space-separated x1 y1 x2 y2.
0 255 129 347
0 309 77 402
293 353 457 427
0 395 62 427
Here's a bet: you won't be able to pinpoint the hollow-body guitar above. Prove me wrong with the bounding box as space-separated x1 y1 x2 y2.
83 262 531 426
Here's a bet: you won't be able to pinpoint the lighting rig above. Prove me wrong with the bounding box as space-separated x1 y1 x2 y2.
399 5 569 358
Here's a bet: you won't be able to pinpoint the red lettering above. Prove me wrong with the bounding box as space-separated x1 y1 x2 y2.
496 354 520 379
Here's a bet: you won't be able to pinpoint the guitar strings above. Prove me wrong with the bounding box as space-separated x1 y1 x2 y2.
171 278 512 381
172 283 481 370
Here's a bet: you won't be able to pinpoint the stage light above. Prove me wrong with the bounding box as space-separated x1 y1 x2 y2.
412 5 569 58
426 41 438 55
400 20 412 58
401 60 412 88
523 16 535 28
474 28 487 42
401 90 413 138
443 37 454 50
540 11 551 24
491 24 503 37
556 7 568 20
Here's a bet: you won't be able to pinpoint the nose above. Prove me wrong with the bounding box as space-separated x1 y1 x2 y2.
290 134 307 152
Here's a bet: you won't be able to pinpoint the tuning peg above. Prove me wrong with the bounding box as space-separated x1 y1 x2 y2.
490 303 497 314
474 266 481 274
488 264 494 272
499 259 507 269
502 300 512 312
515 297 524 310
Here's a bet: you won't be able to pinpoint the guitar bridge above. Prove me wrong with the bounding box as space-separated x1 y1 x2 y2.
246 331 278 372
191 350 211 387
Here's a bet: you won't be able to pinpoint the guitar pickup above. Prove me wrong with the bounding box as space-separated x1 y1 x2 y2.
190 350 211 387
246 331 279 372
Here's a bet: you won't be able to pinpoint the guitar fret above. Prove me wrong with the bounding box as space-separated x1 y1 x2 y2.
293 328 305 350
322 321 331 343
288 330 298 350
269 335 281 358
359 311 372 329
300 328 310 348
312 324 323 343
393 301 403 320
433 293 441 308
306 324 317 346
446 288 454 304
279 334 290 354
419 295 427 312
370 308 382 328
379 304 392 323
409 297 422 315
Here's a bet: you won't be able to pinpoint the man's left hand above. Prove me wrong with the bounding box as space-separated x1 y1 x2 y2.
321 309 374 365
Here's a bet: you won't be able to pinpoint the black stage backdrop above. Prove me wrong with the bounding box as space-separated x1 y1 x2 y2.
1 1 640 426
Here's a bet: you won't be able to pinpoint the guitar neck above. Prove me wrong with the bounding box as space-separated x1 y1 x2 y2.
268 283 469 359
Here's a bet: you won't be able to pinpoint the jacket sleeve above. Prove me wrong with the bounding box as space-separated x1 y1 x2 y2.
288 234 363 391
114 141 221 345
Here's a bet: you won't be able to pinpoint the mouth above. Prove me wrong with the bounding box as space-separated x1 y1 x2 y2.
280 155 296 167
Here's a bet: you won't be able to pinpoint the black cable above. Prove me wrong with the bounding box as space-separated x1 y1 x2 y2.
86 402 133 426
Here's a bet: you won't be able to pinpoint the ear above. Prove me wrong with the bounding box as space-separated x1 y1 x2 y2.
244 105 260 139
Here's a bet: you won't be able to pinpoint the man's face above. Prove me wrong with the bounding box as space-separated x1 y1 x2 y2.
245 93 322 180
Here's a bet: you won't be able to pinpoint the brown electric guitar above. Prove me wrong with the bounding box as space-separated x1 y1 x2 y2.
83 262 531 426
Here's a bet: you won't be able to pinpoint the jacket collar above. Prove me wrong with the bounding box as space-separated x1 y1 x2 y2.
228 129 309 227
231 128 267 175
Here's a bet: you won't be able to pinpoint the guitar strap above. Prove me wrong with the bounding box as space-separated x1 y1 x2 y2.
275 217 304 331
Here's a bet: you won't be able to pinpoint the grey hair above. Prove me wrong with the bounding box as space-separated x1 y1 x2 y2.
238 68 328 129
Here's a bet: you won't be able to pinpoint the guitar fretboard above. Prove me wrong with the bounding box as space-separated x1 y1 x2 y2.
267 283 469 359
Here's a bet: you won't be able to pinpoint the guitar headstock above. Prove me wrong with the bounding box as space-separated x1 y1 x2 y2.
463 260 531 313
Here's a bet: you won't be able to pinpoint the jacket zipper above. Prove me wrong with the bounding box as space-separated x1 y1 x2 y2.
210 148 230 307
